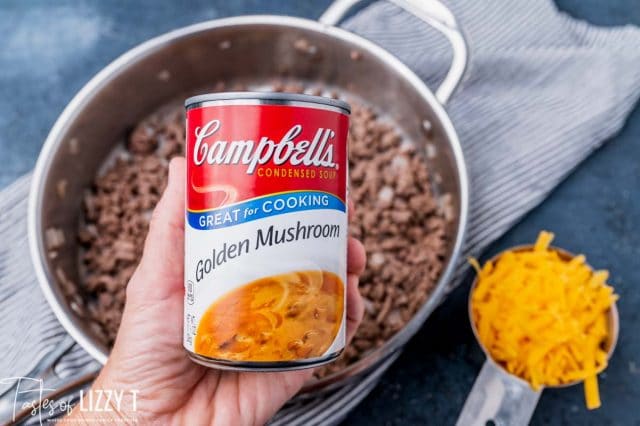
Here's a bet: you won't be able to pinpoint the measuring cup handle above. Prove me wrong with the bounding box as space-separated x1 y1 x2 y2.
319 0 469 105
456 360 542 426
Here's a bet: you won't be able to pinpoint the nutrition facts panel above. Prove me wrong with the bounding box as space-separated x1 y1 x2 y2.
184 313 197 347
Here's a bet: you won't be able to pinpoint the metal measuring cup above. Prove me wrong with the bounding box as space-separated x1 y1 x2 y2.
456 246 620 426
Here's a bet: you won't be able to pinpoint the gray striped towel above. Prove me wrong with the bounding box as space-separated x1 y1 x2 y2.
1 0 640 424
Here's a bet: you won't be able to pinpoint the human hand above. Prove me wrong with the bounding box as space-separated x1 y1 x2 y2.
68 157 366 425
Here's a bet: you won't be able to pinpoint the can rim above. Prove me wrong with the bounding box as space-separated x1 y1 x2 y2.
185 91 351 114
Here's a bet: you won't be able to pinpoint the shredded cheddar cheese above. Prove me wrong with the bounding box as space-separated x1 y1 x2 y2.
470 231 617 410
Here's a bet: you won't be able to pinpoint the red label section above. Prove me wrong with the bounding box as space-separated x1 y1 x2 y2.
186 104 349 212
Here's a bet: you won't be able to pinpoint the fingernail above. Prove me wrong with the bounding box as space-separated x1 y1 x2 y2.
167 158 176 186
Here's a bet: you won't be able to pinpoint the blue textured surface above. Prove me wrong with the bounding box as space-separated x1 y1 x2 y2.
0 1 638 424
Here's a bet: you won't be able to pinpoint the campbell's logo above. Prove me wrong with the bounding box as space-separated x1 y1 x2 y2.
193 119 338 174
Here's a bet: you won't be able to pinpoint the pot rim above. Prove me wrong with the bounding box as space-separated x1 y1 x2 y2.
27 14 469 390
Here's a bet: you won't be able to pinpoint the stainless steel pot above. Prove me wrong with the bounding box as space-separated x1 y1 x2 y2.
28 0 469 395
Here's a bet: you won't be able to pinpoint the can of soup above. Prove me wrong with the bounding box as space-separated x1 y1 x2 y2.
183 92 350 371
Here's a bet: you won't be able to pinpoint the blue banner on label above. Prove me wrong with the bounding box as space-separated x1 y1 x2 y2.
187 191 345 230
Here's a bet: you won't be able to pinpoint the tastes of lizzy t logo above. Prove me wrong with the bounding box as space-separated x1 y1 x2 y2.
0 376 138 424
192 119 338 174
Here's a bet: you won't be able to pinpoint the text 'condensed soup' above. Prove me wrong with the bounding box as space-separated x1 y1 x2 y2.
183 92 350 371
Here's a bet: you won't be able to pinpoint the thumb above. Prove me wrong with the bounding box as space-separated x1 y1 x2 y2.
127 157 186 304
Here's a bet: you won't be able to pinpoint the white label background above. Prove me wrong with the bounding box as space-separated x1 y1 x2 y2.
184 208 347 357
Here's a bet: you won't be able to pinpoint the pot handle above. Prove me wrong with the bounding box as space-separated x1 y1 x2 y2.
319 0 468 105
456 360 542 426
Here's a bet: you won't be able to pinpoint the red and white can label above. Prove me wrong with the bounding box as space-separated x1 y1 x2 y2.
184 102 349 365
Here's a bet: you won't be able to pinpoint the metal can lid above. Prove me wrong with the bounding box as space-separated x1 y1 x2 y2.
185 91 351 114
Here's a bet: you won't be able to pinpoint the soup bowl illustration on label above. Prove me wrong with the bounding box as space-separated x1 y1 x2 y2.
183 92 350 371
195 271 344 361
